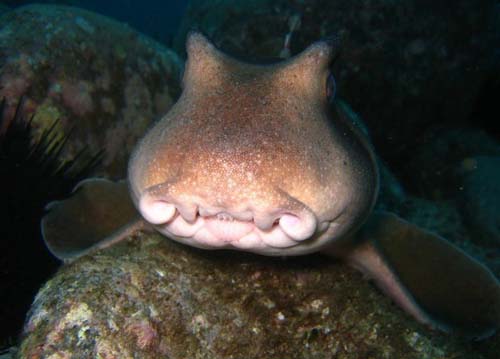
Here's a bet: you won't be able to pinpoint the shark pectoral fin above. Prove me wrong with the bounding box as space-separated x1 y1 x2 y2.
41 178 148 261
343 211 500 339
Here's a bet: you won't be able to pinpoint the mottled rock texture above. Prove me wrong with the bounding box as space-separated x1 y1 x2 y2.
398 128 500 273
174 0 499 185
18 232 498 359
458 156 500 248
403 128 500 199
0 4 10 16
0 4 182 177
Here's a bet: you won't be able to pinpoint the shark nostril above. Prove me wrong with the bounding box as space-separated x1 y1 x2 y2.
279 212 317 241
139 199 176 225
279 214 300 227
254 212 285 231
216 212 234 221
176 203 198 223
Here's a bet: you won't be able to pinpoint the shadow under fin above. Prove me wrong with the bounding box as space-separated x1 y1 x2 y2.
41 178 149 262
326 211 500 339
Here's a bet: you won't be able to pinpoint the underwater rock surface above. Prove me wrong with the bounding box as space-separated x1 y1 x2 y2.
174 0 499 174
0 4 10 16
19 232 498 359
458 156 500 248
0 4 182 177
404 127 500 199
400 127 500 269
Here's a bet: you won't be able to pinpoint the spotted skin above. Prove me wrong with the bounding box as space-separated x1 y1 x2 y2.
128 33 378 255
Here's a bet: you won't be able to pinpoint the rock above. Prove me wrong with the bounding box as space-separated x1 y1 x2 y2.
0 4 10 16
174 0 295 60
395 195 500 275
400 127 500 198
173 0 499 172
395 126 500 269
0 95 101 348
374 158 406 211
18 232 497 358
0 4 182 178
457 156 500 248
0 347 15 359
397 197 466 244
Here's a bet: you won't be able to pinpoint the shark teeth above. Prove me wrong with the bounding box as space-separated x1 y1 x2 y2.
216 212 234 221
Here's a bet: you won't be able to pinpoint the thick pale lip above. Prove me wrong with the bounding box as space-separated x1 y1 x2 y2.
158 214 310 250
137 193 320 250
203 215 255 242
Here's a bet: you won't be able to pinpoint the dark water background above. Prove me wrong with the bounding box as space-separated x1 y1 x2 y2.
2 0 189 44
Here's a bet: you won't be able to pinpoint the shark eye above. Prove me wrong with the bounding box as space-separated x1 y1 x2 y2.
326 72 336 103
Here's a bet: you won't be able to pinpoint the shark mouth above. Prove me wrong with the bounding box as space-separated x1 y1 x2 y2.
137 196 319 251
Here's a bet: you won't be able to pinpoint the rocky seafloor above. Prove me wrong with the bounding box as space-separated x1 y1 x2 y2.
15 233 499 358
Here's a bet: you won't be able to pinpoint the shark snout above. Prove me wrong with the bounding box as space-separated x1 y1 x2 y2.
137 190 318 251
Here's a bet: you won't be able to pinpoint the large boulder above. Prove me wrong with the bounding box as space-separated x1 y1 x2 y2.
0 4 182 178
0 4 10 15
401 127 500 198
400 126 500 253
18 232 497 358
458 156 500 248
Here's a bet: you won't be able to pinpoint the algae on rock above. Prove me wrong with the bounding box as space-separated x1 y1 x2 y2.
18 231 495 358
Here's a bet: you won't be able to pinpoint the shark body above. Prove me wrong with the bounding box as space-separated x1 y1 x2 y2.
42 33 499 339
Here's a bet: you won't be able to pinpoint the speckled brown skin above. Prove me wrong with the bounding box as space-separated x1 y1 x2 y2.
128 33 378 255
